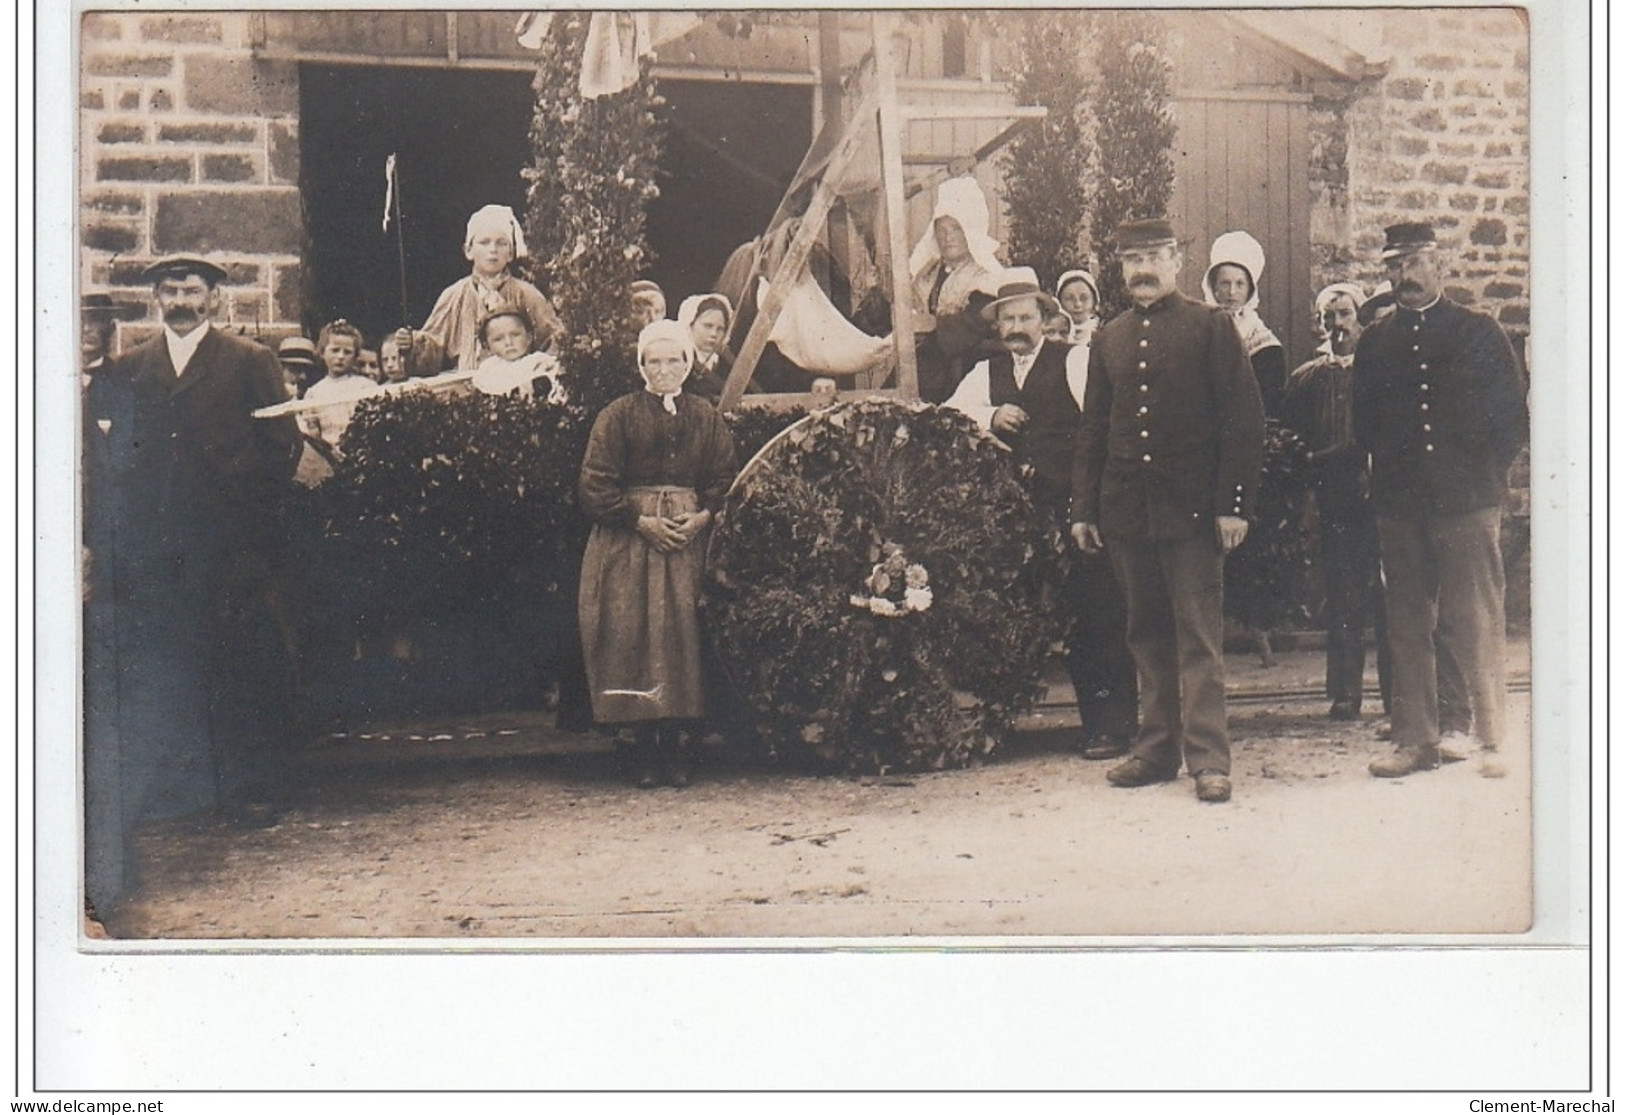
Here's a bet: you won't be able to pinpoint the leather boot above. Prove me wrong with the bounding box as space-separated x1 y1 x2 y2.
631 727 661 789
1368 745 1440 778
661 726 692 788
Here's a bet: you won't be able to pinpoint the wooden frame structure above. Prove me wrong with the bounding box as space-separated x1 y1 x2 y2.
717 12 1043 414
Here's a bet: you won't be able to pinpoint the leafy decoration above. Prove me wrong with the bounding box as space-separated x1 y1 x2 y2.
1225 420 1313 633
706 399 1062 773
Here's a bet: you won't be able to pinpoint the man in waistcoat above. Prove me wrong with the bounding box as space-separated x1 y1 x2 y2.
1071 220 1266 803
1353 223 1527 779
945 266 1137 757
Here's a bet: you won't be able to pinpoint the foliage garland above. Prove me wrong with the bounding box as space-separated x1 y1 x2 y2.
522 14 665 417
706 399 1062 774
317 389 591 619
1089 11 1177 319
1224 420 1313 633
1002 10 1097 290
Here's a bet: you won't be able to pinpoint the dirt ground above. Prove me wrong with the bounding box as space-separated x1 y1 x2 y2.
102 645 1534 941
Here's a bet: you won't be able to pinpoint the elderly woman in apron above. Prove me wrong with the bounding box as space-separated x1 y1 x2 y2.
578 319 740 787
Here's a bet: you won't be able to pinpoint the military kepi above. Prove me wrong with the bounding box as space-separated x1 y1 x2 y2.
1380 222 1438 260
1115 218 1178 250
139 255 229 286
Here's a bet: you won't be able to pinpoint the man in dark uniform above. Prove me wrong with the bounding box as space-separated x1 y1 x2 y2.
84 257 302 909
1353 223 1527 778
944 266 1137 757
1071 220 1266 803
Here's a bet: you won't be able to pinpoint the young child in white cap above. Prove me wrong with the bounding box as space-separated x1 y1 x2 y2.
396 204 562 372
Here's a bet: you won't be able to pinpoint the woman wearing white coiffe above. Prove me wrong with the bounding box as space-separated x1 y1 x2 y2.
1054 268 1102 348
909 176 1002 403
577 319 739 787
1202 229 1287 418
675 293 735 403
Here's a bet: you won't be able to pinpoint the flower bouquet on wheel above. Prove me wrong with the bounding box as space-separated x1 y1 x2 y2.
706 398 1063 774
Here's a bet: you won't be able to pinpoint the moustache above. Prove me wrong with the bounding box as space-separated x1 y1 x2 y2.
1128 274 1160 287
1395 280 1424 293
1001 331 1036 347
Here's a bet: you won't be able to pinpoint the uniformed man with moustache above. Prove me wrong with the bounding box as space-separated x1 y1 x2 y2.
1353 223 1528 779
1070 219 1266 804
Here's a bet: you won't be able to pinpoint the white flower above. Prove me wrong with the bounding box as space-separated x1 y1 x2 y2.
869 598 900 617
850 593 869 609
904 563 929 589
903 587 933 613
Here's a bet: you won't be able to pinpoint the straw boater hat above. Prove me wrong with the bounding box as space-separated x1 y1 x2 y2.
139 255 229 286
980 266 1061 323
276 336 318 366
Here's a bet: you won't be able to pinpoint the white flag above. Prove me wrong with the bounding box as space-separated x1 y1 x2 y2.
382 153 397 233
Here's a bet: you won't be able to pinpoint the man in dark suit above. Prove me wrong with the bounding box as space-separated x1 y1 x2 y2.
1353 223 1528 779
86 257 302 890
1071 220 1266 803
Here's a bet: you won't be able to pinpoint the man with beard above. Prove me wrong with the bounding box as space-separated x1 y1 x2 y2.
946 266 1137 758
1353 224 1527 779
1282 282 1391 722
1070 220 1265 803
87 256 302 899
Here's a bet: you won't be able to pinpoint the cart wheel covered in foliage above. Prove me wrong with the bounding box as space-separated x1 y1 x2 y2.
706 399 1064 774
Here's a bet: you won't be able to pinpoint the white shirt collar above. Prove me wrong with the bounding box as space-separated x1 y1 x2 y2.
164 320 211 376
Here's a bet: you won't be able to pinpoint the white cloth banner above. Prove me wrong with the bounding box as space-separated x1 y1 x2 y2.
759 277 892 378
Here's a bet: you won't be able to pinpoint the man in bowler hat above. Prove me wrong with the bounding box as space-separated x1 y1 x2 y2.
1354 223 1527 778
1070 220 1266 803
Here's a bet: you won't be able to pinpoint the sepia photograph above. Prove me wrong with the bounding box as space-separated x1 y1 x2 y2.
34 0 1595 1097
71 6 1546 940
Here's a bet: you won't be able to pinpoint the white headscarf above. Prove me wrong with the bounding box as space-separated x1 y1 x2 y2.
464 204 530 260
636 318 695 413
1055 268 1101 345
1313 282 1368 362
676 293 734 329
1202 230 1280 358
908 176 1003 280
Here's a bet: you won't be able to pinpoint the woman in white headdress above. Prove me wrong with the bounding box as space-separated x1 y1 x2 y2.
577 319 739 787
1054 268 1102 348
1202 229 1287 417
397 204 564 373
676 292 735 403
909 177 1002 403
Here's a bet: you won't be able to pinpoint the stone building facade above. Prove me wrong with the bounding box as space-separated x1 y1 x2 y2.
80 11 301 349
1307 8 1530 344
77 10 1532 357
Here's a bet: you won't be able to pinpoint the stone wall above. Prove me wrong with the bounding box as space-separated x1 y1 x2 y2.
79 12 304 348
1309 9 1529 346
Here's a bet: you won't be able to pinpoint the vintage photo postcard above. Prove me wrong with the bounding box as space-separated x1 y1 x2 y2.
30 0 1594 1096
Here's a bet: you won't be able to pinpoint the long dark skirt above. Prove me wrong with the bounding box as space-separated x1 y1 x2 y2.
579 486 708 724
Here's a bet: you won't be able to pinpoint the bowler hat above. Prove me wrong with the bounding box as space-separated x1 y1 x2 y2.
981 266 1061 322
1380 222 1438 261
1114 219 1179 251
277 336 318 366
81 292 139 319
140 255 229 287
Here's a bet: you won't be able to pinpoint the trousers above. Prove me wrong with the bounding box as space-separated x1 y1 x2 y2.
1377 507 1507 751
1107 532 1230 776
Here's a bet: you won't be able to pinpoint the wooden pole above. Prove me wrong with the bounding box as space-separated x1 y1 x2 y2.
873 12 920 401
718 79 880 411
